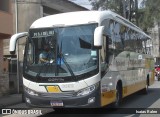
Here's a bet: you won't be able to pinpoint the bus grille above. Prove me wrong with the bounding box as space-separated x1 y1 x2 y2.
39 92 76 98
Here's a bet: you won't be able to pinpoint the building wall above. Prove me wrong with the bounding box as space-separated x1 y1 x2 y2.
0 40 9 96
0 39 10 96
0 40 3 73
0 0 12 39
0 0 12 96
0 11 12 38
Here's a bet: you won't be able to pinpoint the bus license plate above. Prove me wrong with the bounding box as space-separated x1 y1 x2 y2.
50 101 63 107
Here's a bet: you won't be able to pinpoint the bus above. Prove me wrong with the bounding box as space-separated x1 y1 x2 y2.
9 10 155 108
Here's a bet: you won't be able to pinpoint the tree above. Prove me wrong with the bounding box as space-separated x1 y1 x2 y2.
89 0 123 16
89 0 160 32
138 0 160 31
89 0 138 24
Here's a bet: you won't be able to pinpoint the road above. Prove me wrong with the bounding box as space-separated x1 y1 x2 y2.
3 80 160 117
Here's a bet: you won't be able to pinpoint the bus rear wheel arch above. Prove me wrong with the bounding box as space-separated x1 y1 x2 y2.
112 80 122 108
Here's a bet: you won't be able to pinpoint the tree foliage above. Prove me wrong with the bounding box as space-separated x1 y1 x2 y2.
89 0 160 32
89 0 123 16
138 0 160 31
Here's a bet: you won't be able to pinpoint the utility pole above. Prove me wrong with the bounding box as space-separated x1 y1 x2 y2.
15 0 20 94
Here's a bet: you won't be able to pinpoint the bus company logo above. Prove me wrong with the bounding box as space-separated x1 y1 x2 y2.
2 109 11 114
48 78 64 82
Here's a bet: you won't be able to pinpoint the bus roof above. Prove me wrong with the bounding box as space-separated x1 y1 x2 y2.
30 10 150 38
30 10 111 28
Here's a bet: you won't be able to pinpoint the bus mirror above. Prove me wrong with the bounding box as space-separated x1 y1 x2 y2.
94 26 104 49
9 32 28 54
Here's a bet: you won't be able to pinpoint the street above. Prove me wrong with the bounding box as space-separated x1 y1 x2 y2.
3 80 160 117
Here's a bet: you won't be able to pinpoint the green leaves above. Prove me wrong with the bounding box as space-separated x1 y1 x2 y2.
138 0 160 31
89 0 123 15
89 0 160 32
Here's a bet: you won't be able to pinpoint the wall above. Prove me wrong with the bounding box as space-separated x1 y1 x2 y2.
0 40 9 96
0 11 12 38
0 0 12 96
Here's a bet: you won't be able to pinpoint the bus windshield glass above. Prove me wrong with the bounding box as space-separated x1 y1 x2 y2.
24 24 98 78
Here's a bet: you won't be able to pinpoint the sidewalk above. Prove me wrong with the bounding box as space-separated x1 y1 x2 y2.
0 94 22 108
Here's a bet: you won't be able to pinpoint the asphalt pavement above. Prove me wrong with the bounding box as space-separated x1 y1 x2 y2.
0 94 22 108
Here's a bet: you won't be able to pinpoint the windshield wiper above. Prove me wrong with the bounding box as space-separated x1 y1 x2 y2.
60 53 75 77
35 62 51 78
57 41 77 80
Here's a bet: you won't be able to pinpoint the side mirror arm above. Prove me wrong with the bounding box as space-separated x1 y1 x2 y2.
9 32 28 54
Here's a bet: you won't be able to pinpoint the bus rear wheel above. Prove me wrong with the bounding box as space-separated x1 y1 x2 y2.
141 79 149 94
113 84 122 108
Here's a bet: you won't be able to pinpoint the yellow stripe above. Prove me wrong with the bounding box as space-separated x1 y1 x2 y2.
101 90 116 107
123 80 146 97
101 80 147 107
46 86 61 93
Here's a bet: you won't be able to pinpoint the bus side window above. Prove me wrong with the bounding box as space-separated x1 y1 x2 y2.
101 19 117 74
100 19 109 74
100 35 107 75
102 19 115 62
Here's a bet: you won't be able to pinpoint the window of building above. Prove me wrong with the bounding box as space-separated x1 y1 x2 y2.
0 0 9 12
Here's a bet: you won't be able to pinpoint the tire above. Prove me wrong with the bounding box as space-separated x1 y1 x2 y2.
112 84 122 108
141 78 149 95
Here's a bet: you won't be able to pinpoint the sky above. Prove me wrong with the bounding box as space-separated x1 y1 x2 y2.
69 0 92 10
69 0 144 10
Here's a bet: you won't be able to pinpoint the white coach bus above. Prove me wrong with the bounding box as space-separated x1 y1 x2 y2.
9 10 154 108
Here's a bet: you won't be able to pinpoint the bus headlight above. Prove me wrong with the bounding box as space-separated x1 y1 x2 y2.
77 84 96 96
24 86 39 96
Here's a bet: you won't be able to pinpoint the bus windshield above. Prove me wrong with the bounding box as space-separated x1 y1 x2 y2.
24 24 98 79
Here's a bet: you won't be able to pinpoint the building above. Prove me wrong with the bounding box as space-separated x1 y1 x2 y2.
0 0 13 96
3 0 88 94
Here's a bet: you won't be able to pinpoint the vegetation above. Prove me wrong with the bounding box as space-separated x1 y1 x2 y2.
89 0 123 15
89 0 160 32
138 0 160 31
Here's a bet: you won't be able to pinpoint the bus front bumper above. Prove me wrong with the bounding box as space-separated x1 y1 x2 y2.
24 88 100 108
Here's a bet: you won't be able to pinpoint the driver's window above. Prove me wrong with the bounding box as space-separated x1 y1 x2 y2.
27 42 34 65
